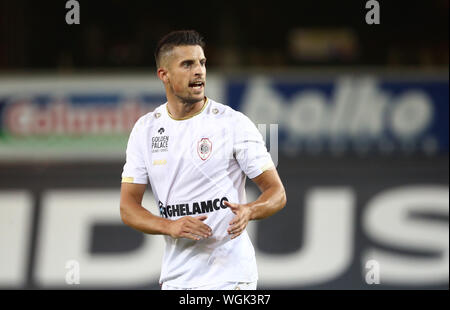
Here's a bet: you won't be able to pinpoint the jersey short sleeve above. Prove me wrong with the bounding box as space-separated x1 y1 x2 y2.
121 117 148 184
233 112 274 179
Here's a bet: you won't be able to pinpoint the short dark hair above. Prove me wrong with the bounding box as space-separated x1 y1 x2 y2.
154 30 205 67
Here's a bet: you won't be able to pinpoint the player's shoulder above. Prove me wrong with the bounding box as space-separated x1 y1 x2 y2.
132 103 166 130
205 98 249 122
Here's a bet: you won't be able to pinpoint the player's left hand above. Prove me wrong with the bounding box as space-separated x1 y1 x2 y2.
223 200 252 239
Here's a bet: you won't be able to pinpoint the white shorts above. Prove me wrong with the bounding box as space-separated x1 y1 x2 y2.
161 281 257 290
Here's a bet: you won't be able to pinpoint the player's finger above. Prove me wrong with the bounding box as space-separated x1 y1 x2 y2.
229 215 239 226
186 223 211 238
182 227 206 240
229 224 242 235
232 223 246 235
188 216 212 230
181 231 201 241
230 230 243 239
190 215 210 226
226 205 238 215
191 218 212 234
223 200 238 210
180 227 200 240
228 218 241 232
195 215 208 221
192 220 213 236
230 214 245 227
228 220 242 234
230 220 247 235
194 227 212 238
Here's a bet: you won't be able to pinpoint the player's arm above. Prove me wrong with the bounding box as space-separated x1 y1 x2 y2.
120 182 171 235
120 182 212 240
224 168 286 239
247 167 286 220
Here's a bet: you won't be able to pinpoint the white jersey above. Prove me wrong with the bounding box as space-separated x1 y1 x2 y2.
121 97 274 288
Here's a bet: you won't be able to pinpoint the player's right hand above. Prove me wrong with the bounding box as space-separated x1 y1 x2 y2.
168 215 212 241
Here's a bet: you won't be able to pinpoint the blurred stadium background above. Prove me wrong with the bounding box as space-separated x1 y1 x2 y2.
0 0 448 289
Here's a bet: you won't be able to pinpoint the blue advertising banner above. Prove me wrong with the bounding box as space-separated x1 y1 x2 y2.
227 75 449 156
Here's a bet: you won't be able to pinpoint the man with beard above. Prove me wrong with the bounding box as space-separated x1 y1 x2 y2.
120 30 286 290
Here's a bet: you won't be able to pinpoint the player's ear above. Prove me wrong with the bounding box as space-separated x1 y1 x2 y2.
157 67 169 83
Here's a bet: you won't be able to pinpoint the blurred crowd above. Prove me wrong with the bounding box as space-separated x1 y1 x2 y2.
0 0 448 70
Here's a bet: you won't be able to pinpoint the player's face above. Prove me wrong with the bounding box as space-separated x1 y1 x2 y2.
166 45 206 104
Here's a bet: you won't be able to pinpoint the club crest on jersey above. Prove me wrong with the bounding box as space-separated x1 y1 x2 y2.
197 138 212 161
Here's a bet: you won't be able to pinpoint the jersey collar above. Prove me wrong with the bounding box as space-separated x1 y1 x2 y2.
166 97 209 121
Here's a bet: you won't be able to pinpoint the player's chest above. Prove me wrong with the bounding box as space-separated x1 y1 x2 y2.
146 120 233 171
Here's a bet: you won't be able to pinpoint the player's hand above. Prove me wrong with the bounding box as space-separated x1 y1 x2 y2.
168 215 212 241
224 201 252 239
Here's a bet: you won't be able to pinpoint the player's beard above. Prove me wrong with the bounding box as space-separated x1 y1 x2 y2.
171 84 204 105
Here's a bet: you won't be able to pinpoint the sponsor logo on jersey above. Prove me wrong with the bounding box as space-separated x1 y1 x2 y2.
158 197 229 218
197 138 212 160
152 128 169 153
152 159 167 165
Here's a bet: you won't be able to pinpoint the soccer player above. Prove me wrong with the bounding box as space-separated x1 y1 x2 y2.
120 30 286 290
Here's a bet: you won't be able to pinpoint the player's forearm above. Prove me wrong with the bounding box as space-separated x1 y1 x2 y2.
247 184 286 221
120 202 172 236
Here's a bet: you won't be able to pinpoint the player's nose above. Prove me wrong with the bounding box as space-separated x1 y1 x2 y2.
193 62 205 77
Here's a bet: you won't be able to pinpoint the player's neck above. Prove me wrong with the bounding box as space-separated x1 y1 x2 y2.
166 96 206 120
